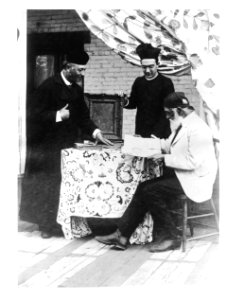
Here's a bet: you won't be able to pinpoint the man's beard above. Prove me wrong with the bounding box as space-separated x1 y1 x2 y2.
170 116 183 132
67 72 82 83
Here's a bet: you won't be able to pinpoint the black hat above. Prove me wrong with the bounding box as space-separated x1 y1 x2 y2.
136 43 161 60
164 92 190 108
66 50 89 65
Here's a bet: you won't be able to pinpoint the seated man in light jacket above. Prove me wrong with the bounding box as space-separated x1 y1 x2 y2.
95 92 217 252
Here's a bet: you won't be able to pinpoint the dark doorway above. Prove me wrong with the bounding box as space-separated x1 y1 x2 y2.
27 31 90 94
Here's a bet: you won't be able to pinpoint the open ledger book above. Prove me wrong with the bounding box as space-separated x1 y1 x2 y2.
122 134 161 157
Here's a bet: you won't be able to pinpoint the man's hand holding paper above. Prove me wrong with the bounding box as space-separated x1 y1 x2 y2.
122 134 162 157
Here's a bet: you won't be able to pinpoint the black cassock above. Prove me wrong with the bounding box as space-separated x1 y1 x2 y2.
19 74 97 232
125 73 175 138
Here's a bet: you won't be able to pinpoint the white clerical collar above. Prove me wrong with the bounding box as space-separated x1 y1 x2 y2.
145 72 159 81
61 71 71 86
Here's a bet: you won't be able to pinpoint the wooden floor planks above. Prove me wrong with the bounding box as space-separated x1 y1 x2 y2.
18 221 219 287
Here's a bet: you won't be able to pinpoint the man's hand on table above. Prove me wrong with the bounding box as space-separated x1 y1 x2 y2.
95 131 114 146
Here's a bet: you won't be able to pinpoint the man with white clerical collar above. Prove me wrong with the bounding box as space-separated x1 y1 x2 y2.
122 43 175 138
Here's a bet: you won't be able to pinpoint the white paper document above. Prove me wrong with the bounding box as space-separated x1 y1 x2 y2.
122 134 161 157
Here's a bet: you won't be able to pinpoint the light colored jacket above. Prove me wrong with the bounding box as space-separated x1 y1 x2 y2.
161 112 217 202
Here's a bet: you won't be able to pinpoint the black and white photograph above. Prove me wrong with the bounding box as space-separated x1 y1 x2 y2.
11 3 226 298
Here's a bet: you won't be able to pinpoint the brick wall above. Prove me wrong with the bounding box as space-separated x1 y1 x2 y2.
27 9 202 137
27 9 87 33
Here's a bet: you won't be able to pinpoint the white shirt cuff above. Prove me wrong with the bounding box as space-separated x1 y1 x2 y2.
56 111 62 122
92 129 101 139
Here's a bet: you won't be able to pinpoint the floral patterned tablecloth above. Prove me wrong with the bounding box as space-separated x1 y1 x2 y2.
57 146 163 244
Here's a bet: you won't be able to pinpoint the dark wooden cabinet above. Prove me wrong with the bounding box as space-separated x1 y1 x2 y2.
85 94 123 140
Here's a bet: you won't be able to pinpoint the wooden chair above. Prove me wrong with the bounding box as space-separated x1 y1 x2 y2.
173 138 219 252
171 194 219 252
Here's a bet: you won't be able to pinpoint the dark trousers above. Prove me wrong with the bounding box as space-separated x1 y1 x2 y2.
20 172 62 233
118 169 184 239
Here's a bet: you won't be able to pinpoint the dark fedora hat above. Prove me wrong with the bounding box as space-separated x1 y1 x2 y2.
164 92 190 108
66 50 89 65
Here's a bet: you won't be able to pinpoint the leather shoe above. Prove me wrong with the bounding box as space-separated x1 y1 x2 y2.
95 229 128 250
149 238 181 252
41 231 52 239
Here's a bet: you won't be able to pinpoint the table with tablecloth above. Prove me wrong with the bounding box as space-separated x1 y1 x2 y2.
57 144 163 244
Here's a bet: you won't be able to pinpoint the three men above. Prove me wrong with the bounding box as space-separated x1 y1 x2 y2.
19 50 112 238
96 92 217 252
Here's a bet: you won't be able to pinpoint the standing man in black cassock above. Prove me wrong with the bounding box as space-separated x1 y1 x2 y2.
122 43 175 138
20 50 113 238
